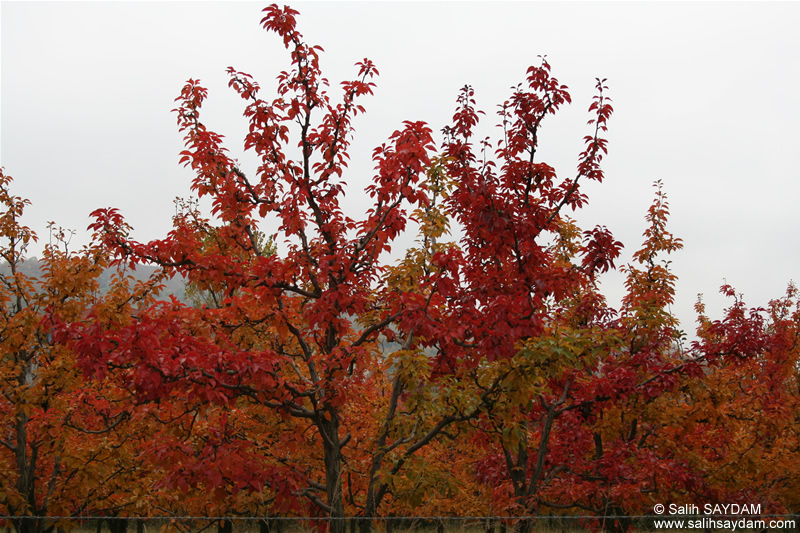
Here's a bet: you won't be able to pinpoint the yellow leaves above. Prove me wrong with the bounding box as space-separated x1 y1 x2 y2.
387 348 431 386
517 322 615 379
499 363 545 409
550 215 583 264
413 203 451 242
499 422 527 451
383 155 459 295
379 436 490 517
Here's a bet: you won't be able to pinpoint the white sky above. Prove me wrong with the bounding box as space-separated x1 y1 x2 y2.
2 1 799 338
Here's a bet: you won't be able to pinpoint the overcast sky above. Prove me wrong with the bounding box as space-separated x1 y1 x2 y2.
2 1 799 338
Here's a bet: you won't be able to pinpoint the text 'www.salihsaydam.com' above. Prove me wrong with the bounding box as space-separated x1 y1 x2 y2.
652 503 795 530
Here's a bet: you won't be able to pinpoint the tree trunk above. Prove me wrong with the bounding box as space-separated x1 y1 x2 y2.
320 415 345 533
217 520 232 533
600 506 630 533
360 487 378 533
108 518 128 533
504 422 530 533
13 517 42 533
14 408 42 533
12 353 46 533
516 384 573 533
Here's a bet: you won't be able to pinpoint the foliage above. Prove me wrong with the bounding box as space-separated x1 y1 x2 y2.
0 169 161 532
2 4 797 533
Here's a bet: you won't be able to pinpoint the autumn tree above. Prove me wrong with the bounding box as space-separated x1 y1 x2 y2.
0 169 160 533
54 5 435 530
50 4 631 531
464 182 714 533
659 283 800 516
464 179 800 533
349 55 626 531
532 182 692 532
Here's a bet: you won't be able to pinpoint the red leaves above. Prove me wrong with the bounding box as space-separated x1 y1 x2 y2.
449 85 483 140
587 78 614 130
356 58 379 80
694 290 773 363
580 225 623 279
63 6 450 517
576 79 613 185
432 58 620 372
524 57 570 103
260 4 301 48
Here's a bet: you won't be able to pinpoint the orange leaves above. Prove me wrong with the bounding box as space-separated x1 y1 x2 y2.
1 175 161 520
656 285 800 514
633 180 684 262
0 170 37 257
620 182 684 342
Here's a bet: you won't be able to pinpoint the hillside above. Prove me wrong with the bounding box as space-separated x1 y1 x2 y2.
1 256 188 302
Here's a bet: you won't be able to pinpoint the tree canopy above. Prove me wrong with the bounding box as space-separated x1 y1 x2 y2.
2 5 799 533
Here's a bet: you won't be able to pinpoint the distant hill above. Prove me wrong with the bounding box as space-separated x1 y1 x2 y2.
1 256 188 302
